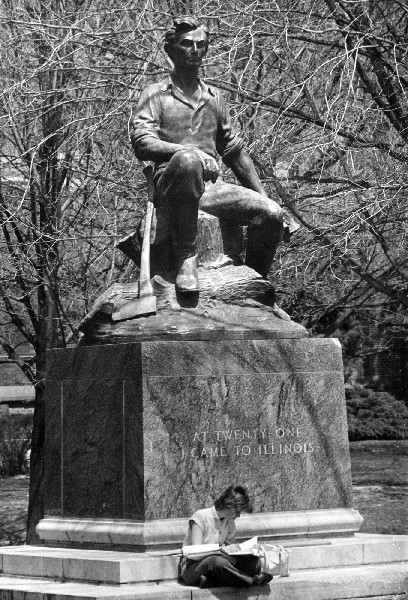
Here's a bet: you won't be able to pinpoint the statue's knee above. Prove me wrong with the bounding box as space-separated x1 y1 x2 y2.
171 149 202 174
264 205 284 230
254 205 282 229
267 202 284 222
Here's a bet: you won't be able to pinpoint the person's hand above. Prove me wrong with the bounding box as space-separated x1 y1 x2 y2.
193 148 219 183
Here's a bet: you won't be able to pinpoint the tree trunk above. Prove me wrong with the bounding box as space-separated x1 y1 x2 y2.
26 381 45 544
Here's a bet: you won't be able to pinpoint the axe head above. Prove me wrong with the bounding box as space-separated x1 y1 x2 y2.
112 295 157 322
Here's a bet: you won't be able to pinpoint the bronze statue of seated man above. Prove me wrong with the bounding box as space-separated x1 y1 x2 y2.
131 16 286 293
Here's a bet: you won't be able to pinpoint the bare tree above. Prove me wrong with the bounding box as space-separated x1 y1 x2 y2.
198 0 408 343
0 0 169 541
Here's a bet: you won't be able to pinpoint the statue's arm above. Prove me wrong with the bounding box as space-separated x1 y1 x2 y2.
226 146 299 239
130 86 187 162
216 93 266 194
223 149 268 197
132 136 188 163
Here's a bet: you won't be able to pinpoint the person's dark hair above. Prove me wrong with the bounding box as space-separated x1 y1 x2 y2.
164 16 210 55
214 484 253 513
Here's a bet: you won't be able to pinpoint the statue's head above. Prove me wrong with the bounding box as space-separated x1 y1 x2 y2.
164 16 210 57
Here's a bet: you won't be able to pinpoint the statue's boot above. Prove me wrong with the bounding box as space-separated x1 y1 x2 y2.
172 189 199 292
245 217 283 279
175 253 199 292
160 150 204 293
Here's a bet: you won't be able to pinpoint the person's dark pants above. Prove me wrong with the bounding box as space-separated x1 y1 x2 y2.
156 149 284 278
181 554 261 587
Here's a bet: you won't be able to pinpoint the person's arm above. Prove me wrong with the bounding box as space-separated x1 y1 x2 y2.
190 522 204 545
221 520 236 548
223 148 267 197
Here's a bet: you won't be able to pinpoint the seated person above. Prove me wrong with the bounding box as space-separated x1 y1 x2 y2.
179 484 273 588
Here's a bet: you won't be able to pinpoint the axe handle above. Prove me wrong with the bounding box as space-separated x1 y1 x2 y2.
139 165 155 298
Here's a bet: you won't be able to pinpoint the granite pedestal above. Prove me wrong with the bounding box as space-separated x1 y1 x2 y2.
37 336 362 549
5 329 407 600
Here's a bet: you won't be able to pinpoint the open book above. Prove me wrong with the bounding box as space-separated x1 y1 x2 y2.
182 537 258 559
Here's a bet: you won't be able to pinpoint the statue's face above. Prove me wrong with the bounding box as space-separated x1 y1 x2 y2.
168 29 208 71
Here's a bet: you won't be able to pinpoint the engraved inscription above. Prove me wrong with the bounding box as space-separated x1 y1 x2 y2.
157 426 318 460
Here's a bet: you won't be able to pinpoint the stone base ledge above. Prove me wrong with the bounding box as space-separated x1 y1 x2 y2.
1 534 408 586
1 549 408 599
37 508 363 550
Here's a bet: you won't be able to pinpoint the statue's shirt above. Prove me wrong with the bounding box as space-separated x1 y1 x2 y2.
130 76 244 173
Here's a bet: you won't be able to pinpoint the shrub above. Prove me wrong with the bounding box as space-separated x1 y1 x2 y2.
0 414 32 477
346 387 408 441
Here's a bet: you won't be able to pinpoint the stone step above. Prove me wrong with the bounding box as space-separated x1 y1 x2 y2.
0 562 408 600
290 534 408 571
1 535 407 585
0 546 177 584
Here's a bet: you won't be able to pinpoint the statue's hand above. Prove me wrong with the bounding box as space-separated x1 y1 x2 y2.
193 148 219 183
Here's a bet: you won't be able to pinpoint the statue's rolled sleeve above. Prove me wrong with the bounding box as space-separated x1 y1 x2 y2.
130 87 161 161
216 94 244 162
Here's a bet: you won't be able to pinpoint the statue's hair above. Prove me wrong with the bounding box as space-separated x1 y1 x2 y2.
164 16 209 54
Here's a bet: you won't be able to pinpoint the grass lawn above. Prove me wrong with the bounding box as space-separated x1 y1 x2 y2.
0 440 407 545
0 474 28 545
350 440 408 536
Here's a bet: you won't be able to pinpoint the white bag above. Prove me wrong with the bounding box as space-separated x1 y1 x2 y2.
257 544 290 577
